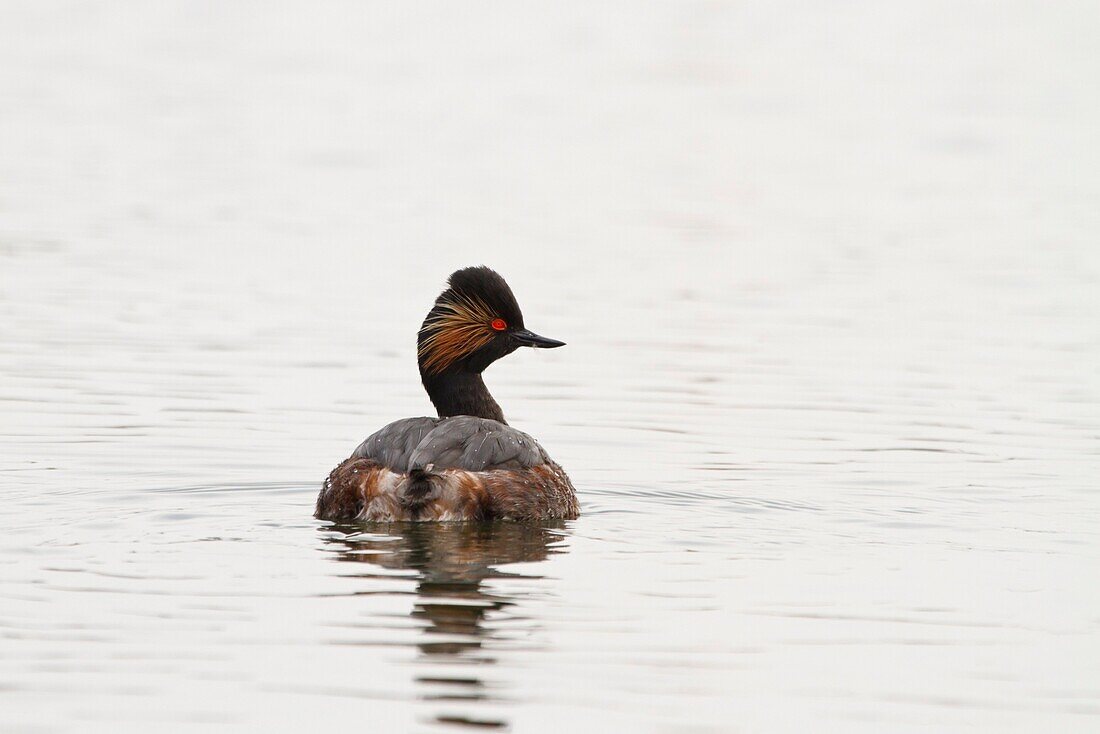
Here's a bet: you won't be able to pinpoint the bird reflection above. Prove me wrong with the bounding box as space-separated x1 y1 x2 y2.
322 521 570 729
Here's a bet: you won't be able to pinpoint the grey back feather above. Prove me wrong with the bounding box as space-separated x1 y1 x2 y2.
352 416 440 470
353 415 551 473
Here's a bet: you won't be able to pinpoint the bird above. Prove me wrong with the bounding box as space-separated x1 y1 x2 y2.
315 266 579 522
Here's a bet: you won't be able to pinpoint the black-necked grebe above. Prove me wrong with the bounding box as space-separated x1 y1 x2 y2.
315 266 579 522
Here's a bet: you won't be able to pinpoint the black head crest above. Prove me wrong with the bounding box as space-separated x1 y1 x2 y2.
444 266 524 329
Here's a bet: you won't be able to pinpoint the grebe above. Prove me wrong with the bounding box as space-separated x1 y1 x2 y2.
315 266 579 522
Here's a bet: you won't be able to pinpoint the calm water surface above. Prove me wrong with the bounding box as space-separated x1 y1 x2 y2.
2 2 1099 732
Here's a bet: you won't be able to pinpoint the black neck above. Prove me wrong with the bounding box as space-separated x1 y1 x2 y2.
422 371 506 423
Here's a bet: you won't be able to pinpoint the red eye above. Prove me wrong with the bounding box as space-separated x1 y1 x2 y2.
491 318 507 331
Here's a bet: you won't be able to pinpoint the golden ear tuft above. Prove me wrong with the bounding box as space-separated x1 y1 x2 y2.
418 294 499 374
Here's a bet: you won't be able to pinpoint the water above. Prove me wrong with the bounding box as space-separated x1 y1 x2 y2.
2 2 1099 732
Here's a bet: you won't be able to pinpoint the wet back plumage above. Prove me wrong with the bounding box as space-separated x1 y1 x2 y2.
352 416 549 473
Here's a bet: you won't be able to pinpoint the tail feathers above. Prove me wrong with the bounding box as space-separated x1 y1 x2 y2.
400 465 440 509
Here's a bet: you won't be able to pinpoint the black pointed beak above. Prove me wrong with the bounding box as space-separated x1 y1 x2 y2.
511 329 566 349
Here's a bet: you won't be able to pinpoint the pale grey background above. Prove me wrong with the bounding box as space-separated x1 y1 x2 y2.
2 2 1099 732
